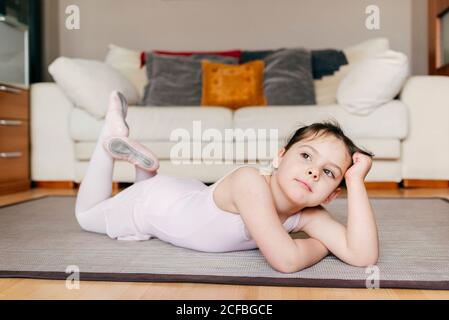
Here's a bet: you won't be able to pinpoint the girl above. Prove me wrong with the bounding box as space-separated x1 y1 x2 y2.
75 91 379 274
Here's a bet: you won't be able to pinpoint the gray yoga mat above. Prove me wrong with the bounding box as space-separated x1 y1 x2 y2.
0 196 448 290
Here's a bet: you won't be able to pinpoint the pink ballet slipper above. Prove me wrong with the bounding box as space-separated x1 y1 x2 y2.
103 136 159 172
105 91 129 137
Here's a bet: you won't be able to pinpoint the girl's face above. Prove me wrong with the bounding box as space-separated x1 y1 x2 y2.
275 135 352 207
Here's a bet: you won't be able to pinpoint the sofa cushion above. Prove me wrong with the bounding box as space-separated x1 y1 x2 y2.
69 106 234 142
337 50 409 116
233 100 407 140
311 49 348 80
75 141 235 161
153 49 242 59
70 100 407 143
201 60 266 109
140 50 242 67
263 48 316 105
142 53 238 106
240 38 390 106
240 50 275 64
104 44 148 99
315 37 390 105
48 57 140 119
241 49 348 80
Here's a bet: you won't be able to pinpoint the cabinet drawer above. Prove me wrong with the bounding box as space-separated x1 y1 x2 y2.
0 146 29 182
0 120 29 151
0 85 29 120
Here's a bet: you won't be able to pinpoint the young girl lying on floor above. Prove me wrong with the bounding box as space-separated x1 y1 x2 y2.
75 91 379 273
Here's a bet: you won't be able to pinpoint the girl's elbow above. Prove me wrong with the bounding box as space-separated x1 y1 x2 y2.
276 262 304 274
276 256 306 274
350 253 379 267
269 253 303 274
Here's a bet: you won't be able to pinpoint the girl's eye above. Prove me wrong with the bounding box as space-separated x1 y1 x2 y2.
324 169 335 178
301 153 310 160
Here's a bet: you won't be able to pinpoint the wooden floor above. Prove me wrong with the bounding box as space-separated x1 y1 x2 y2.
0 187 449 300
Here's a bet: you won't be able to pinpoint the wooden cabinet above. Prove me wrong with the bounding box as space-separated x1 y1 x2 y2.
0 83 30 195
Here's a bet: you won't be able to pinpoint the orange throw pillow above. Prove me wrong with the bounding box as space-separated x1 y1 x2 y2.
201 60 267 109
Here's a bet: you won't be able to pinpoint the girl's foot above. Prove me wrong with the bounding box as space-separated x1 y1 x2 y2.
103 136 159 172
105 91 129 137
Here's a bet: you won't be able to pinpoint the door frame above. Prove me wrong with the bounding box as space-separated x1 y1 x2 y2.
429 0 449 75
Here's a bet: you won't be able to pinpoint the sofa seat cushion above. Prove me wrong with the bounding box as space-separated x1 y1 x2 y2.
70 106 234 142
74 138 400 162
75 140 235 161
233 100 407 140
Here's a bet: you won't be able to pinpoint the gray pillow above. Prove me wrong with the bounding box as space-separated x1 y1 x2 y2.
263 48 316 105
142 53 238 106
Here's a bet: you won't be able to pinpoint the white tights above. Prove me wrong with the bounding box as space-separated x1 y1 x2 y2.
74 125 156 234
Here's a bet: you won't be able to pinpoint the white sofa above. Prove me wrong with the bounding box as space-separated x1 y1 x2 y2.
30 76 449 184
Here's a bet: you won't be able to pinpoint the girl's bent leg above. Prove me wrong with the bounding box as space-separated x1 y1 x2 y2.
75 92 130 235
75 125 113 213
74 125 113 233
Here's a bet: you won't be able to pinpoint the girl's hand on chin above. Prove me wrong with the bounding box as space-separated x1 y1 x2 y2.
344 152 373 182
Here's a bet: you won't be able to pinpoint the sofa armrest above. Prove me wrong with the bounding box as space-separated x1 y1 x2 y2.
31 83 75 181
400 76 449 180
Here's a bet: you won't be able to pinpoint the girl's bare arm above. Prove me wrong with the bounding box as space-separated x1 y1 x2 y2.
231 167 304 273
297 206 378 267
344 152 379 265
292 238 329 270
297 153 379 267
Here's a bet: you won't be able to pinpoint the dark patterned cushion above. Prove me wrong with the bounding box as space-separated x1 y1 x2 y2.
311 49 348 79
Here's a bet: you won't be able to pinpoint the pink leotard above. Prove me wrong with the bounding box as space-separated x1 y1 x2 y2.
99 165 301 252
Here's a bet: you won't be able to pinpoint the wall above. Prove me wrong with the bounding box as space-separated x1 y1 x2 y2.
411 0 428 75
41 0 428 81
42 0 60 82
